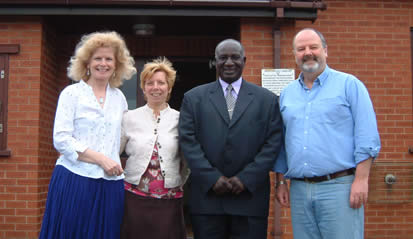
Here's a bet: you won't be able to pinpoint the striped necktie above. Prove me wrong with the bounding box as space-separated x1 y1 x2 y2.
225 84 236 119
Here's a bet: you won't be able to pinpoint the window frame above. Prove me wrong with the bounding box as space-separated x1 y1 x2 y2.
410 29 413 155
0 44 20 157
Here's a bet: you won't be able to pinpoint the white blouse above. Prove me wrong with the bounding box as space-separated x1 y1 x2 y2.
53 80 127 180
120 104 189 188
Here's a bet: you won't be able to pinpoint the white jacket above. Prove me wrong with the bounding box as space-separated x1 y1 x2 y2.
120 104 189 188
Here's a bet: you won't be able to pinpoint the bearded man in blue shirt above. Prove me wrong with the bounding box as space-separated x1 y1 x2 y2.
274 28 381 239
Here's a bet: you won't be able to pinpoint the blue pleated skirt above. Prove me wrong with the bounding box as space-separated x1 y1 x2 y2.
39 165 124 239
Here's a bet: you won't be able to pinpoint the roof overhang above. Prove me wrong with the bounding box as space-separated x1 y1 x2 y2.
0 0 326 19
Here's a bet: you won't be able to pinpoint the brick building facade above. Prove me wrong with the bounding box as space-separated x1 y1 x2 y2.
0 0 412 238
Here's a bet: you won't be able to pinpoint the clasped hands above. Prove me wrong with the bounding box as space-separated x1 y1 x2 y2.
212 176 245 195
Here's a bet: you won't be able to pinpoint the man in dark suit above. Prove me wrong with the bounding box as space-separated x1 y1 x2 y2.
178 39 283 239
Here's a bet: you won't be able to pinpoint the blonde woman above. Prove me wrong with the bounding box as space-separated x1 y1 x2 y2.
120 57 189 239
40 31 136 239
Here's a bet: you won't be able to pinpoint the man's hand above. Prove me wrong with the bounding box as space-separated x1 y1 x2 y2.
350 158 372 209
228 176 245 195
275 173 289 207
212 176 232 195
276 183 290 208
350 178 368 209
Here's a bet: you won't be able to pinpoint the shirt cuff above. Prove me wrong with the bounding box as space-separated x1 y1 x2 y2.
65 142 88 163
355 146 380 164
73 141 88 154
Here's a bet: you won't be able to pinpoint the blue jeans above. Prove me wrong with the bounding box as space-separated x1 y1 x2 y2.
290 175 364 239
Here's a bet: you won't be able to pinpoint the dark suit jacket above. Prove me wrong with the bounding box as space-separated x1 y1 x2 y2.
178 79 283 217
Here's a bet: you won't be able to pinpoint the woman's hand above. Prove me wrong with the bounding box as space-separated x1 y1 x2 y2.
78 149 124 176
99 155 124 176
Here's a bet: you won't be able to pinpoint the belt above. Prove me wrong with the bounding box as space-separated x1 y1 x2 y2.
293 168 355 183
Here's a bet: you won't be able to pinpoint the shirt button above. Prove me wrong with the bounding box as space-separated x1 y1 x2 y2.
303 146 307 150
305 116 309 119
308 102 311 105
304 163 308 166
304 131 308 134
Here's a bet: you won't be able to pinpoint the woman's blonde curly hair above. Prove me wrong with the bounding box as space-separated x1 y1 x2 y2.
67 31 136 88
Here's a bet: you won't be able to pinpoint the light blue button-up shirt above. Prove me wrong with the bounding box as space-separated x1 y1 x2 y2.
274 65 381 178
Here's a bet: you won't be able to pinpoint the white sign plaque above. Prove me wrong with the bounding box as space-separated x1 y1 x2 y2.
261 69 295 96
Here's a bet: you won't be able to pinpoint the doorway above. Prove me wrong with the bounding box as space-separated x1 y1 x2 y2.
123 57 216 110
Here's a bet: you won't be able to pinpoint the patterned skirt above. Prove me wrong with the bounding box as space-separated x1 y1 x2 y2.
39 165 124 239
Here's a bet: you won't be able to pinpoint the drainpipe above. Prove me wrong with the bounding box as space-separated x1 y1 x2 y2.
272 24 282 239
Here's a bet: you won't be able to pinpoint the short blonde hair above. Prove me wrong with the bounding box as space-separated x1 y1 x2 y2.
140 57 177 101
67 31 137 88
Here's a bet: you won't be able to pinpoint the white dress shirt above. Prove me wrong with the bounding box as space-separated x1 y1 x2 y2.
121 104 189 188
53 80 128 180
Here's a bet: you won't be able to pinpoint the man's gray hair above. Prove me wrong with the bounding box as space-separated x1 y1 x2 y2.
215 39 245 59
293 28 327 49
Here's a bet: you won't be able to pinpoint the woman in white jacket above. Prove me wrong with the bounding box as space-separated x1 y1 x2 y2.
120 57 189 239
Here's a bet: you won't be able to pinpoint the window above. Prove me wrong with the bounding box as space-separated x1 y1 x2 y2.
0 44 19 157
120 59 146 110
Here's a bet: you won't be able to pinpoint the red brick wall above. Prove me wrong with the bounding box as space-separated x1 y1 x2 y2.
241 18 276 86
37 21 60 236
0 19 44 239
241 0 413 238
0 19 62 239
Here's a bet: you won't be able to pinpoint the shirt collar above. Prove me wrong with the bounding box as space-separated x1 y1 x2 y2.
143 104 170 116
80 79 110 91
298 65 330 88
80 79 88 87
219 77 242 95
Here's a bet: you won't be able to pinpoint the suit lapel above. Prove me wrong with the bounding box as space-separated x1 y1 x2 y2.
229 80 254 128
209 81 231 124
